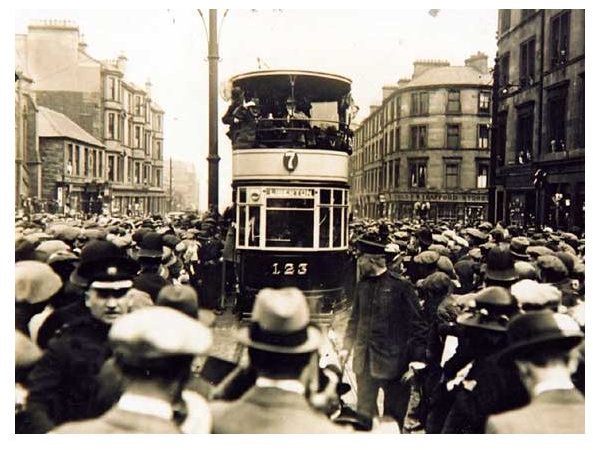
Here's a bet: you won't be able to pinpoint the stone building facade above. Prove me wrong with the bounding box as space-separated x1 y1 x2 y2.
163 159 200 212
493 9 585 231
15 20 166 215
350 53 492 222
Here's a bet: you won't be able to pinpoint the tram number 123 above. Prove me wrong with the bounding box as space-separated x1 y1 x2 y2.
271 262 308 276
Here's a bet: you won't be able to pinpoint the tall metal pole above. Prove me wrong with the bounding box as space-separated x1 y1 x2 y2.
207 9 220 214
169 156 173 212
487 54 499 224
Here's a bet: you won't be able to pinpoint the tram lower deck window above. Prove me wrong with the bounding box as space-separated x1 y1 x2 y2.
266 209 314 248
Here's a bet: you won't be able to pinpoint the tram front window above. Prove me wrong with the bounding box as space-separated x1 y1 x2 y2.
266 208 314 248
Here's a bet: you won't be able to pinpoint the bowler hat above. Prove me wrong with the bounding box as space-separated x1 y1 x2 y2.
156 284 216 327
137 232 165 258
510 237 530 261
526 246 553 258
237 287 321 354
497 311 583 362
484 245 518 282
109 306 212 367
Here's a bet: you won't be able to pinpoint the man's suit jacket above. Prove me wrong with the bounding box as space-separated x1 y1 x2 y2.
486 389 585 434
344 271 426 379
50 406 180 434
210 386 348 433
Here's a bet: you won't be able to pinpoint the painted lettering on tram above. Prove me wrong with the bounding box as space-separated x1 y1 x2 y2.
271 262 309 275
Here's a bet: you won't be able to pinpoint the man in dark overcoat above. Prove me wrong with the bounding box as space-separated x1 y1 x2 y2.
342 235 427 430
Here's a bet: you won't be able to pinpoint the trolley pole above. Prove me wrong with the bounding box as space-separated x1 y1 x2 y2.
207 9 220 215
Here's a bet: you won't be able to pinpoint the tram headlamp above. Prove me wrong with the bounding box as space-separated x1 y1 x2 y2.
250 191 260 202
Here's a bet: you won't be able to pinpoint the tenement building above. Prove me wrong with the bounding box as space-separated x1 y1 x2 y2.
493 9 585 231
15 20 166 215
350 53 492 222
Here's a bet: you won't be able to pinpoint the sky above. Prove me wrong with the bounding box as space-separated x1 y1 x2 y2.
14 7 499 211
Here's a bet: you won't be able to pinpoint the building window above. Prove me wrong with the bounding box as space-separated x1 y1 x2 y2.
395 97 401 119
547 85 568 152
411 92 429 116
127 158 133 182
98 151 103 178
478 92 491 114
577 73 585 148
108 155 115 181
476 162 489 188
108 77 116 100
520 37 536 87
392 160 400 188
497 112 507 166
67 144 74 175
550 11 571 68
516 104 534 163
84 148 89 176
500 52 510 87
74 145 80 175
135 95 142 115
500 9 511 33
395 127 400 151
117 156 124 182
447 90 461 113
135 126 142 148
447 125 461 149
145 131 151 156
92 149 97 177
409 160 427 188
155 169 161 187
410 125 427 149
143 165 150 184
478 124 490 149
135 162 141 184
444 163 460 189
108 112 115 139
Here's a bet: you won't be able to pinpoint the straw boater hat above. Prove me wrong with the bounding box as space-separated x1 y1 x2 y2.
497 311 583 363
237 287 321 354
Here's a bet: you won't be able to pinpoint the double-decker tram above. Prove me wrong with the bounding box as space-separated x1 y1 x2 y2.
223 70 356 319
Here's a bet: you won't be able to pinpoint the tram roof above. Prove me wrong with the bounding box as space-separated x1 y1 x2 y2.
230 70 352 101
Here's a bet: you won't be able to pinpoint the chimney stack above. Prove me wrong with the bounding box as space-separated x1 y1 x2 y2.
116 52 127 73
412 59 450 78
465 51 489 74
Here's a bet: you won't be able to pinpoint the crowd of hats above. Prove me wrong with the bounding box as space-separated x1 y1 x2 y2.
349 216 585 354
15 211 227 364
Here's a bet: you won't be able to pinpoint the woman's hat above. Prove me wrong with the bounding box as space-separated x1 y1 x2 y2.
236 287 321 354
458 286 518 332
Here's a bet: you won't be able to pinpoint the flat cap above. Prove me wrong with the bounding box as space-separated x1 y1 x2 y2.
16 261 62 304
35 240 71 260
511 280 561 309
413 250 441 266
432 234 450 245
465 228 488 242
536 255 568 280
109 306 212 365
526 246 554 258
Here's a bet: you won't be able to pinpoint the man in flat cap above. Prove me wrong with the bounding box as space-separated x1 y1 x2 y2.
25 244 139 432
52 307 212 433
342 235 426 431
211 287 346 433
15 261 62 337
486 311 584 433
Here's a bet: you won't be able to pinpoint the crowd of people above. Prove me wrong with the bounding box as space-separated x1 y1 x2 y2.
342 217 585 433
14 210 585 433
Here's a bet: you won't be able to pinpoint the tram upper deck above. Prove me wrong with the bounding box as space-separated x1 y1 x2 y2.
223 70 356 153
